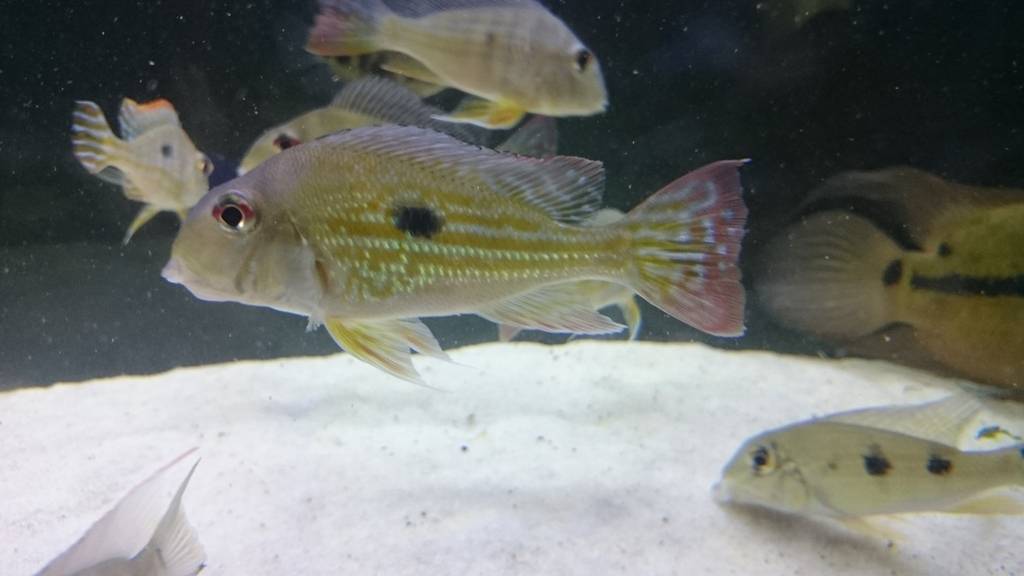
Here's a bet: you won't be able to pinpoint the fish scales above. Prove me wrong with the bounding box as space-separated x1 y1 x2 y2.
294 149 626 310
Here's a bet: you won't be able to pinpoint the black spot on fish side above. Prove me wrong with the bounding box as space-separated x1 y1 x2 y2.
273 133 301 151
926 455 953 475
393 205 443 239
161 144 173 158
938 242 953 257
882 259 903 286
863 449 892 476
485 31 496 46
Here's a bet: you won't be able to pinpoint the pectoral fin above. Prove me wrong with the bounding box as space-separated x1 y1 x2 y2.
497 324 523 342
477 284 625 335
123 204 161 244
618 296 642 340
944 492 1024 515
324 317 449 384
433 97 526 130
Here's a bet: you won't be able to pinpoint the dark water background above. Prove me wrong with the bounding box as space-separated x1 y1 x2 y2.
1 1 1022 386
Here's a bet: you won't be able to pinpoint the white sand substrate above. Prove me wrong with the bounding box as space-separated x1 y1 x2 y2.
2 341 1021 575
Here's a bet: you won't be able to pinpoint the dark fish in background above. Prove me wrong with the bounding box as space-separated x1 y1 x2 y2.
755 167 1024 392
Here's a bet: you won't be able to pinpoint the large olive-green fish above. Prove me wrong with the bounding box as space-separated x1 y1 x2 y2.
35 448 205 576
715 395 1024 523
238 77 486 175
756 167 1024 392
71 99 213 243
305 0 607 129
162 125 747 383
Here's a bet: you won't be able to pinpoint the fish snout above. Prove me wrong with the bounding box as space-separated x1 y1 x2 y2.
161 258 184 285
711 481 733 504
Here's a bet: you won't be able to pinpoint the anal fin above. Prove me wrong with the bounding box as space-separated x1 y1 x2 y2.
324 317 449 384
477 283 626 336
433 97 525 130
124 204 161 244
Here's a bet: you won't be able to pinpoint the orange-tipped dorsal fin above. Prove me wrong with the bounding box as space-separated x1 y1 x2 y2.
117 97 182 140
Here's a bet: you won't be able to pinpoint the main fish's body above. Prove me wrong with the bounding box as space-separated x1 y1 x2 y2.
71 99 213 243
164 125 747 382
756 167 1024 391
306 0 607 128
715 399 1024 519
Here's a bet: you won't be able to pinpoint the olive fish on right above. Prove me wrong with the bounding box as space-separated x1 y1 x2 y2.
755 167 1024 392
305 0 607 129
715 395 1024 526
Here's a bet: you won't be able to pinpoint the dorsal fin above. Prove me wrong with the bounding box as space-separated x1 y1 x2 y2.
319 125 603 223
825 394 986 446
118 98 182 140
330 77 485 144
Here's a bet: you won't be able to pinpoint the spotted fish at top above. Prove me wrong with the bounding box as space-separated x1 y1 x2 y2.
71 99 213 243
162 125 748 383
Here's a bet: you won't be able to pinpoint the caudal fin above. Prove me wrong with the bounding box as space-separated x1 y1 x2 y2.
755 210 904 339
139 459 206 576
623 160 749 336
71 100 123 178
306 0 387 56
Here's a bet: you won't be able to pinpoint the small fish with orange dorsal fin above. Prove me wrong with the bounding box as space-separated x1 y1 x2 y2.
71 98 213 243
35 448 205 576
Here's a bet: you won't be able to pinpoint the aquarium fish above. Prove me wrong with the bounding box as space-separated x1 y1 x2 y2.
162 125 747 383
306 0 607 129
71 99 213 243
755 167 1024 391
238 76 486 175
497 209 641 341
714 398 1024 521
36 448 205 576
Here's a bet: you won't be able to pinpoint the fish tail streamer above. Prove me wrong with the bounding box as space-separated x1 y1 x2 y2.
622 160 749 337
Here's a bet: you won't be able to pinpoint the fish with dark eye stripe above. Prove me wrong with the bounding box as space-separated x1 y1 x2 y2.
714 396 1024 523
161 125 748 384
754 166 1024 392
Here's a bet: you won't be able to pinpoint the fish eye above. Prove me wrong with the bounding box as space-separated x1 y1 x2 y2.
750 445 774 474
161 143 174 158
273 133 302 151
212 193 257 233
573 48 592 72
198 154 214 177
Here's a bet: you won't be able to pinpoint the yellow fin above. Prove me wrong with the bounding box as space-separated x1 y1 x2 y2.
839 517 905 547
944 492 1024 515
477 283 625 335
324 317 448 385
433 97 526 130
618 296 642 340
123 205 161 244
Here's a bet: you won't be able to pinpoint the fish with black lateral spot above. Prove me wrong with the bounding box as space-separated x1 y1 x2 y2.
162 125 748 384
755 167 1024 392
714 395 1024 527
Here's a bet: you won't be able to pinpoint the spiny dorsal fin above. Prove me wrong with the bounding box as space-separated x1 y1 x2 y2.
320 124 604 223
35 448 200 576
496 115 558 158
330 77 485 144
118 98 182 140
825 394 987 447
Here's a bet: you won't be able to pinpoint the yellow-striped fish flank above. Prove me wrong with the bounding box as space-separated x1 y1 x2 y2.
294 151 626 305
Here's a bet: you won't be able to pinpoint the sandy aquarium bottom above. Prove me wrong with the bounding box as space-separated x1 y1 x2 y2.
3 341 1022 575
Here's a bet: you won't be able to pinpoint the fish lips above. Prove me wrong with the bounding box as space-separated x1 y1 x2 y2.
161 257 234 303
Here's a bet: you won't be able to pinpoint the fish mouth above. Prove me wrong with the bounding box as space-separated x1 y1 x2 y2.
161 257 233 303
711 481 733 504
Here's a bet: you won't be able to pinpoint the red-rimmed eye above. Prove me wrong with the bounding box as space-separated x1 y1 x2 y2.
273 133 302 151
212 194 256 232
